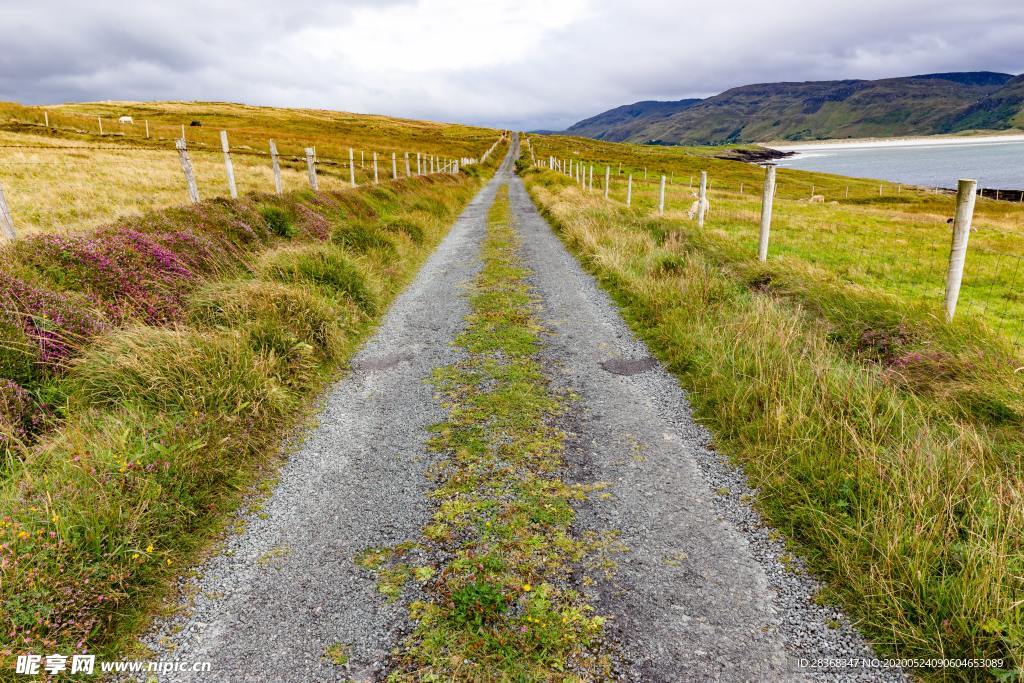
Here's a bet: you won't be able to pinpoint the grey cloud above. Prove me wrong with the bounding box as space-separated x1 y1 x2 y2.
0 0 1022 131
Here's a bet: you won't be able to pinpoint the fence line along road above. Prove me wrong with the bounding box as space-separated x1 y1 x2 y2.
0 125 507 238
531 150 1019 341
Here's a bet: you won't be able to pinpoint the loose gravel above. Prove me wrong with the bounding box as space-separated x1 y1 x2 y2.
509 175 905 682
141 139 902 682
141 157 512 682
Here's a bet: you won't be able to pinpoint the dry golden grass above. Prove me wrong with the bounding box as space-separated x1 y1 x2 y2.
0 101 501 234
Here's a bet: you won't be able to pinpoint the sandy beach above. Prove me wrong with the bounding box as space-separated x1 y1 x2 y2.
768 132 1024 152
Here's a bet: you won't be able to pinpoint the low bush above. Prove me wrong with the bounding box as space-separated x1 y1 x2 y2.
259 205 297 238
381 217 427 245
332 222 397 257
257 244 378 313
189 280 351 363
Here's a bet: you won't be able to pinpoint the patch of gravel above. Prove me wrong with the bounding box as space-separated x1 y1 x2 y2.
138 156 513 682
509 175 905 682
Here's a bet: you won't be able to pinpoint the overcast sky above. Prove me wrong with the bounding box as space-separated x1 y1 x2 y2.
2 1 1022 130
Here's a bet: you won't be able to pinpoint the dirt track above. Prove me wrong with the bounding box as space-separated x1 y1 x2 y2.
145 135 898 682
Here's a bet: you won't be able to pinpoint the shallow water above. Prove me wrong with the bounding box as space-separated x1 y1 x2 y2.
774 140 1024 190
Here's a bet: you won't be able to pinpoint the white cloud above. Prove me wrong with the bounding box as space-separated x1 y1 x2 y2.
0 0 1021 130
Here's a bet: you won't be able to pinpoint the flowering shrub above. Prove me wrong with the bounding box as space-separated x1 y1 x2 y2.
0 379 45 455
0 275 107 368
295 205 332 241
22 230 198 324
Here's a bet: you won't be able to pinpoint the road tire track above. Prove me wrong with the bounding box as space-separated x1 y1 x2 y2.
143 150 516 683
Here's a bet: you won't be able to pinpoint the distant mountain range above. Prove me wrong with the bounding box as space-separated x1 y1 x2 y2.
563 72 1024 145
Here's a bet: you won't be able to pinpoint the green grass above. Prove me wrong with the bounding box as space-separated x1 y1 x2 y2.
525 133 1024 350
0 144 506 664
371 186 611 681
521 159 1023 680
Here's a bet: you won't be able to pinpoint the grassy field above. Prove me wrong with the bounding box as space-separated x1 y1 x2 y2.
0 101 501 234
519 140 1023 678
524 134 1024 351
0 140 505 663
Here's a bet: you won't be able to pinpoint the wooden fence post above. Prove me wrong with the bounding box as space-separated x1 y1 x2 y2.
405 152 411 177
181 124 185 141
589 164 594 191
0 182 17 242
698 171 708 228
392 152 398 179
658 175 666 215
145 120 150 139
361 150 365 168
269 140 283 195
604 166 610 199
626 175 633 207
348 148 356 187
417 152 422 175
373 152 379 183
220 131 238 199
306 147 319 191
43 111 49 128
176 138 199 204
97 116 103 135
758 164 776 262
944 179 978 322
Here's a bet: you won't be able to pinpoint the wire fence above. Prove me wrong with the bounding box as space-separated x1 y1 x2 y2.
526 148 1024 350
0 119 506 237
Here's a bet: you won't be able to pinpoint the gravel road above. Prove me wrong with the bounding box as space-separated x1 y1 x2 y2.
143 137 899 682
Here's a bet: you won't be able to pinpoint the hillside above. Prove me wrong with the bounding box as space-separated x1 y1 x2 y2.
564 98 701 140
0 101 498 233
564 71 1022 145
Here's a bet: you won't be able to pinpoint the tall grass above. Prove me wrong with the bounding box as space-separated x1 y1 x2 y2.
526 134 1024 349
0 143 505 661
521 166 1023 680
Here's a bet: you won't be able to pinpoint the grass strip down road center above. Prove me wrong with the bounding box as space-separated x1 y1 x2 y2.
362 184 614 680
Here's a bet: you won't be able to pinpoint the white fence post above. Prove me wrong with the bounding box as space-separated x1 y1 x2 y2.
43 111 49 127
269 140 283 195
0 182 17 242
658 175 666 215
392 152 398 179
698 170 708 228
627 175 633 207
417 152 422 175
589 164 594 191
758 164 776 262
944 179 978 322
306 147 318 191
604 166 610 199
405 152 411 176
220 131 238 199
175 138 199 204
373 152 379 183
349 148 356 187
